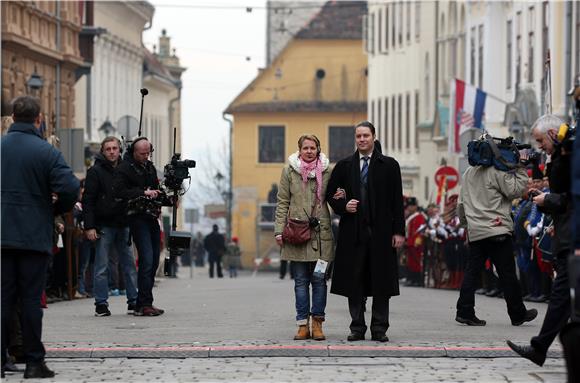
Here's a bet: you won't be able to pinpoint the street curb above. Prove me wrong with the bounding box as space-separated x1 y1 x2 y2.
45 345 563 359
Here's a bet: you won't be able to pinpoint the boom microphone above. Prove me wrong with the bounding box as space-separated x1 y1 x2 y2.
140 88 149 96
137 88 149 136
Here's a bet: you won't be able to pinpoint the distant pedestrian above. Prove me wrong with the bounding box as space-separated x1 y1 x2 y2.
204 225 226 278
326 121 405 343
224 237 242 278
1 96 80 378
275 134 335 341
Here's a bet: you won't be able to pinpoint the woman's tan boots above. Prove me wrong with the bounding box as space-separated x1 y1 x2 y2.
311 316 325 340
294 318 310 340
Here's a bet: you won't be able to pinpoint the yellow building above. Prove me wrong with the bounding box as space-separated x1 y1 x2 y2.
225 1 368 268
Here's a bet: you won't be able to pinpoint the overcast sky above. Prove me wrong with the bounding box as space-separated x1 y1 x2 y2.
143 0 267 208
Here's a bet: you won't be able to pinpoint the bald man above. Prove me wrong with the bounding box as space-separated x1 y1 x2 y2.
113 138 165 317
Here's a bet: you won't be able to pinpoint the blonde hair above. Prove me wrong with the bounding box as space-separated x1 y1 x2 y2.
297 134 321 154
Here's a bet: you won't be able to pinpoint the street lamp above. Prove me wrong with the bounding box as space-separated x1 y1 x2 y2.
98 119 115 140
26 68 44 96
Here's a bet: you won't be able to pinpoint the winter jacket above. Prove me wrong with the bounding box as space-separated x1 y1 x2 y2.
540 149 572 257
458 165 528 242
274 152 334 263
112 156 160 218
83 153 128 229
1 122 80 254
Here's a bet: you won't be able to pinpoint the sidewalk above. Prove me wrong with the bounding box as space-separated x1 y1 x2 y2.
43 265 562 360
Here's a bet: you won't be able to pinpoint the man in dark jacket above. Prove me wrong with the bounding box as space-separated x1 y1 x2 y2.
113 137 165 317
83 136 138 317
1 96 79 378
326 121 405 342
204 224 226 278
508 114 574 366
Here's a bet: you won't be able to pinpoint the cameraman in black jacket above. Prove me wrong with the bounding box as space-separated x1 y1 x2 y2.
113 137 165 317
83 137 138 317
508 114 574 366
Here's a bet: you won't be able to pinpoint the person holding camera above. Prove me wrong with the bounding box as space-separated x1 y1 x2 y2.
113 138 165 317
83 136 138 317
1 96 80 378
274 134 334 341
508 114 575 366
456 137 538 327
325 121 405 343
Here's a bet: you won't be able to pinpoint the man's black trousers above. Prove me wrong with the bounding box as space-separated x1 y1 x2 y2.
456 235 527 322
1 249 49 365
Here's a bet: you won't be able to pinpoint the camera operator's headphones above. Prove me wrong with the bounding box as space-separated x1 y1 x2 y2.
127 137 154 155
556 123 575 144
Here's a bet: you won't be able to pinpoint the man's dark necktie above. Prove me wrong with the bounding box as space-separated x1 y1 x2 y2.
361 156 369 184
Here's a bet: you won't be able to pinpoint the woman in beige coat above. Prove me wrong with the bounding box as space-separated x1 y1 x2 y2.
274 135 337 340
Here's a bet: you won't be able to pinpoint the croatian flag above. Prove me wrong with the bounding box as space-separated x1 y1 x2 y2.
450 79 487 153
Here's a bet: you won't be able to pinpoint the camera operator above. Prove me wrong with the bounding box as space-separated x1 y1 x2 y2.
83 137 138 317
508 114 574 366
113 138 165 317
456 138 538 327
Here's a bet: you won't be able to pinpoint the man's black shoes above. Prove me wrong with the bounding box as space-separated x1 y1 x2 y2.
347 332 365 341
23 361 55 379
511 309 538 326
506 340 546 366
371 333 389 342
455 315 487 326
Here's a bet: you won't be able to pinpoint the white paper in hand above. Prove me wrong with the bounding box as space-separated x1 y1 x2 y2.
313 259 328 278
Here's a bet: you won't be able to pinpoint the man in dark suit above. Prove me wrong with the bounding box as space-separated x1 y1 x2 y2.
204 224 226 278
1 96 80 378
326 121 405 342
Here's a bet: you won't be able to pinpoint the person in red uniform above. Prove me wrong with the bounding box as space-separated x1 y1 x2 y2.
405 197 426 286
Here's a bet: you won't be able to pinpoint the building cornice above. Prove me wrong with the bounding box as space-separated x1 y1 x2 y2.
225 101 366 114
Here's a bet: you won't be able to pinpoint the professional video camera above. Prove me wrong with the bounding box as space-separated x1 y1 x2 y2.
163 153 196 191
467 134 531 172
162 128 196 277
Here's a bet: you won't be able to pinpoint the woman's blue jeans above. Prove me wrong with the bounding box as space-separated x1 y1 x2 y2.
292 261 327 325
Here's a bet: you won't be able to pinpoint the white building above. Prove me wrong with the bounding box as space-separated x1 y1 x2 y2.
366 1 580 205
75 1 154 144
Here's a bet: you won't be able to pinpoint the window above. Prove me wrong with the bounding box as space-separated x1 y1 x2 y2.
576 2 579 74
378 8 382 52
406 1 411 42
392 3 397 48
364 12 375 54
377 98 382 142
405 94 410 149
415 2 420 40
384 97 389 151
398 1 403 45
415 91 419 149
258 125 284 163
507 20 512 89
398 94 402 151
478 25 484 88
392 97 396 151
528 7 535 83
541 2 549 104
385 5 390 51
470 27 476 85
371 99 375 125
329 126 355 163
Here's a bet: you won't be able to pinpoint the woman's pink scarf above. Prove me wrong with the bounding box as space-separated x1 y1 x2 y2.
299 156 323 203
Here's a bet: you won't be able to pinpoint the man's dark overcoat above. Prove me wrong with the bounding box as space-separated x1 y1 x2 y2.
326 149 405 298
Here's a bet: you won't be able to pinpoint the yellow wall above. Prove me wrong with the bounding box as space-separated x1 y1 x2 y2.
229 37 367 268
230 39 367 106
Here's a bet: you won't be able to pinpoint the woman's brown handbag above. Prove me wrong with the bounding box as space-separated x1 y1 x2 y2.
282 218 311 245
282 208 319 245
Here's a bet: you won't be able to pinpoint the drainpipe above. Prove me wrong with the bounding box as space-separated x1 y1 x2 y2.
222 112 234 242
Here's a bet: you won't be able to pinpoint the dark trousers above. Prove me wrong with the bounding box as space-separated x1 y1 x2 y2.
348 296 390 335
456 235 526 321
1 249 49 365
531 256 571 354
208 255 223 278
129 216 161 308
348 238 390 335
